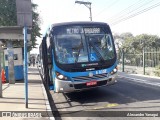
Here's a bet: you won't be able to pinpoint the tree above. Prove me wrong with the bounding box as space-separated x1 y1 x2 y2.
114 32 160 67
0 0 17 26
29 3 41 51
114 33 160 53
0 0 41 51
134 34 160 49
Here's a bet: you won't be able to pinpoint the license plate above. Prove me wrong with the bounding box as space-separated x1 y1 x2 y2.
86 81 97 86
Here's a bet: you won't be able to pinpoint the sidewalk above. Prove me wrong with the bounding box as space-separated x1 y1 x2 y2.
118 71 160 80
0 67 54 120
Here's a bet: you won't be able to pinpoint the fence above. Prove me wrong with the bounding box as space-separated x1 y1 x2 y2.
117 48 160 76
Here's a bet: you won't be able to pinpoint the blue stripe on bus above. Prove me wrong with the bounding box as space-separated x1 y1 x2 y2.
53 61 117 80
5 65 24 81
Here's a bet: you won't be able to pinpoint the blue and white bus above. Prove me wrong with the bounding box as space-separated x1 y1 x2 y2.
40 22 117 93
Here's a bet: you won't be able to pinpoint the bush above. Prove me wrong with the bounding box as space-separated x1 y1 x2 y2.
154 65 160 77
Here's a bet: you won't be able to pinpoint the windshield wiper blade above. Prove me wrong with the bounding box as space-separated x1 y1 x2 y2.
89 41 105 62
74 34 84 63
74 45 82 63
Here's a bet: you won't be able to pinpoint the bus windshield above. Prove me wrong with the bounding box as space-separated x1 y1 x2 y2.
55 34 88 64
87 34 115 62
54 26 115 64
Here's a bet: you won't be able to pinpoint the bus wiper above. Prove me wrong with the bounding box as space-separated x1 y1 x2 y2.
71 40 83 63
89 40 105 63
75 34 84 63
74 44 82 63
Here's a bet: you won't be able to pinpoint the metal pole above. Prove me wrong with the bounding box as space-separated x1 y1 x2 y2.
143 42 145 75
75 1 92 21
24 26 28 108
0 44 2 97
122 49 124 72
89 6 92 21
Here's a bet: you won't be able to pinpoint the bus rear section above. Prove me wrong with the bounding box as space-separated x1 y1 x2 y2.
41 22 118 93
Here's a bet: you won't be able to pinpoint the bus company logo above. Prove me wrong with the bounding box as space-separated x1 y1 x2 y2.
82 63 99 67
89 72 93 77
2 112 11 117
81 64 86 67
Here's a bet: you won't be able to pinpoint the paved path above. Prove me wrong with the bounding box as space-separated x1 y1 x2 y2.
0 67 53 120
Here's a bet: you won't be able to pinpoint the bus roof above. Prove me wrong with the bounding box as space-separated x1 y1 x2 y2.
50 21 109 28
42 21 109 37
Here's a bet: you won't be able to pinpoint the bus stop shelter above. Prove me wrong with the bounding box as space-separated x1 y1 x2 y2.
0 26 31 98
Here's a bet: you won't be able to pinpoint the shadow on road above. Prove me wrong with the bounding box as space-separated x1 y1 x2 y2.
62 78 160 107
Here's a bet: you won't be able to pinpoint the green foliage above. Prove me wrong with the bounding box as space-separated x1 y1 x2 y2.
154 65 160 77
115 32 160 54
28 3 41 51
0 0 17 26
115 32 160 69
0 0 41 51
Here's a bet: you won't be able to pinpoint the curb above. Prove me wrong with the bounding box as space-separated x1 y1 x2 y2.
41 81 55 120
37 66 55 119
118 72 160 80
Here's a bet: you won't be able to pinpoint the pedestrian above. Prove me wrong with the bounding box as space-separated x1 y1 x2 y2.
32 57 35 67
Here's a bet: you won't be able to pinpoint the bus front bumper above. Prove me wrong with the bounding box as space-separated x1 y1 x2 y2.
54 74 117 93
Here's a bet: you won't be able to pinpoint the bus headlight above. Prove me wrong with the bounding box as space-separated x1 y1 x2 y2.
110 66 118 75
56 72 67 80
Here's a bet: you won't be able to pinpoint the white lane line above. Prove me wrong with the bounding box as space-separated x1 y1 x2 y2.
119 75 160 87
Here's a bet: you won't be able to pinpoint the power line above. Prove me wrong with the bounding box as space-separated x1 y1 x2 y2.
110 1 160 26
108 0 155 22
94 0 119 17
107 0 144 21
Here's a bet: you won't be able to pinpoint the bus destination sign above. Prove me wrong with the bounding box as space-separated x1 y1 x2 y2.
66 28 100 34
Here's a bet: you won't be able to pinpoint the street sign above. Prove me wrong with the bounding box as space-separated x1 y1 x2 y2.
16 0 32 27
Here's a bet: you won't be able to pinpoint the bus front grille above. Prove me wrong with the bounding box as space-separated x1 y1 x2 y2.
72 73 108 81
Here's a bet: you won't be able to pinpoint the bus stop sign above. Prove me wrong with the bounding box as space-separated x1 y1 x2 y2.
16 0 32 108
16 0 32 27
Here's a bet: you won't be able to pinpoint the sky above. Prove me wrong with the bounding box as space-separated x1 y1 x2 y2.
31 0 160 54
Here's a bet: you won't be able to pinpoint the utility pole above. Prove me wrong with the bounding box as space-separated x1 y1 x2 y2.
0 41 2 98
143 40 145 75
75 1 92 21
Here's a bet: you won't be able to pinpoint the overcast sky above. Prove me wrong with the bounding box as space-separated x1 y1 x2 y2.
31 0 160 53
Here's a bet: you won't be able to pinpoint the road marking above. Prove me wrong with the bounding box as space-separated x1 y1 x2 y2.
86 103 119 110
119 75 160 87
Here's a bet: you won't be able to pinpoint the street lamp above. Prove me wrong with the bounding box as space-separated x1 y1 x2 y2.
75 0 92 21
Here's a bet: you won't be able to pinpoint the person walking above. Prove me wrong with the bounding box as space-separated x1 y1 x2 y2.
32 57 35 67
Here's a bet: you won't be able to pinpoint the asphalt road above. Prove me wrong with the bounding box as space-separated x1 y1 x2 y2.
50 73 160 120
